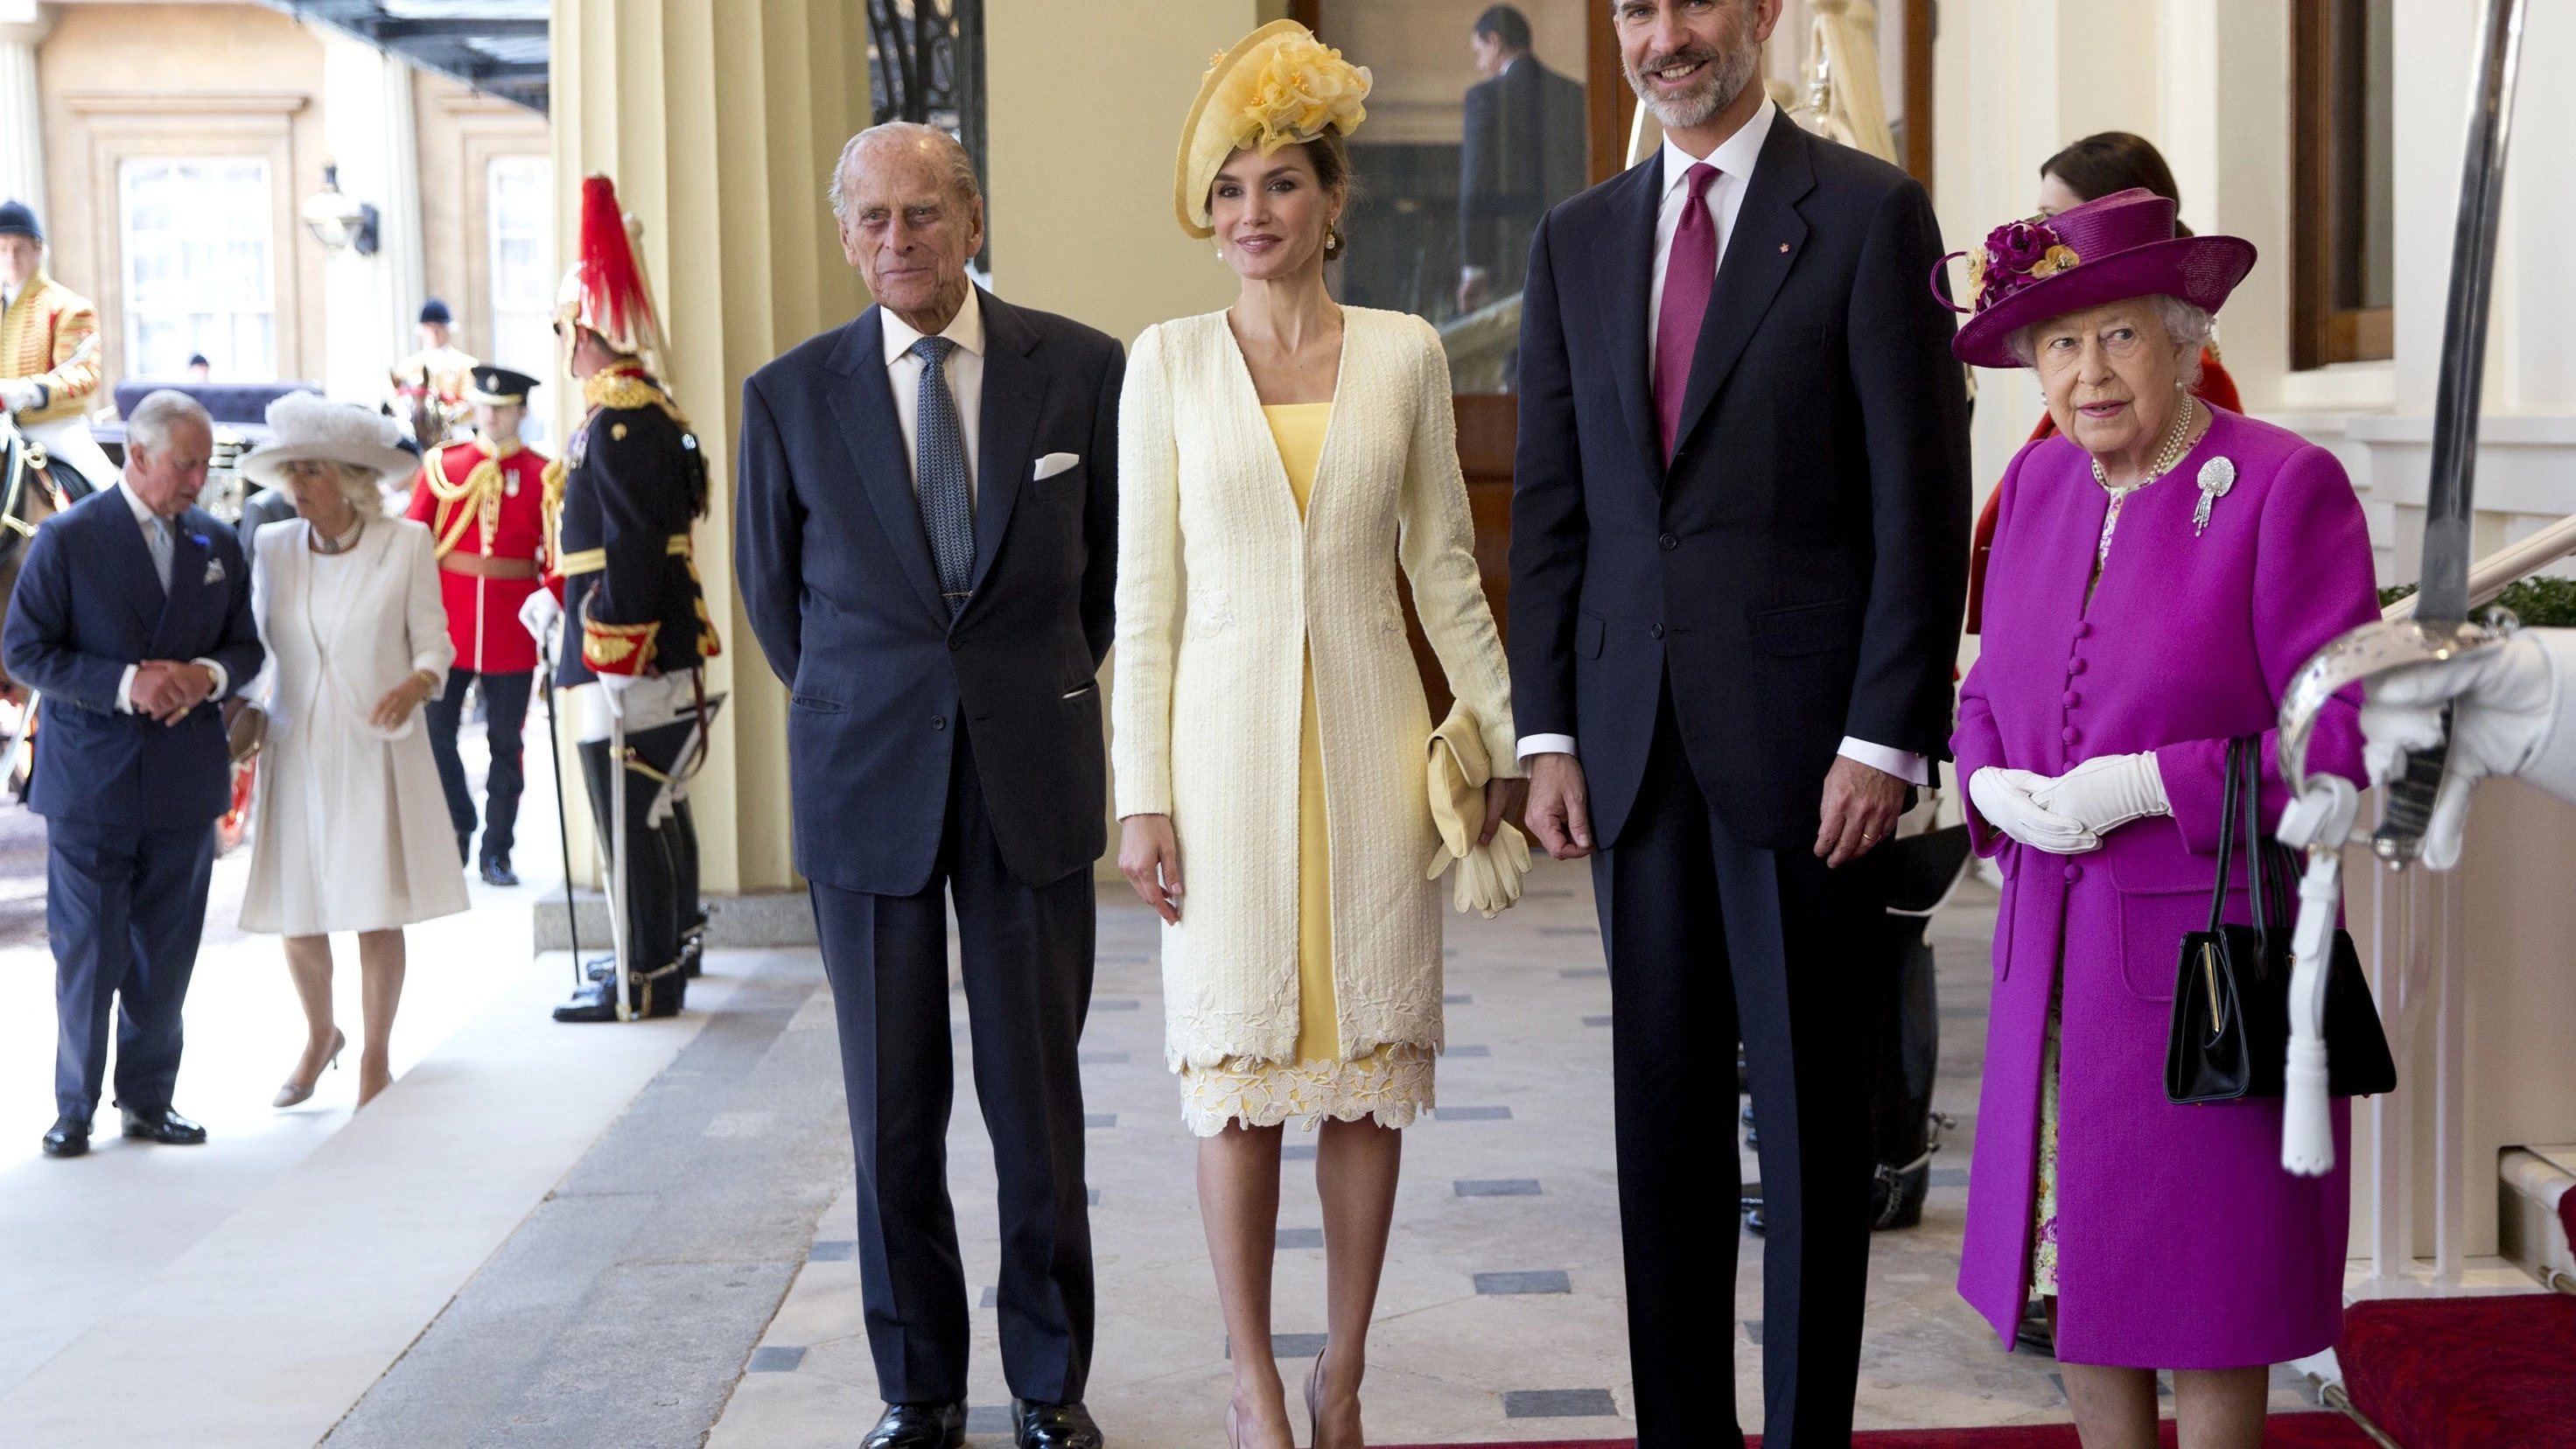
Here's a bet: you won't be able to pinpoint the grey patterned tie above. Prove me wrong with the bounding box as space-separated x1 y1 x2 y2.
910 335 974 618
145 514 173 594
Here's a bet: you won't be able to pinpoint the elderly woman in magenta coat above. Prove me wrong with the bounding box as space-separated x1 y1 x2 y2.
1946 189 2377 1449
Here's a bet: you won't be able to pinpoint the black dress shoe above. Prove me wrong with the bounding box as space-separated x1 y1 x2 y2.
119 1106 206 1144
1014 1399 1102 1449
554 980 621 1023
863 1401 965 1449
41 1115 89 1158
480 855 519 887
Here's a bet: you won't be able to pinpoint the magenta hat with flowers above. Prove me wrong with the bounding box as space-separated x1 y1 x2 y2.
1939 188 2256 369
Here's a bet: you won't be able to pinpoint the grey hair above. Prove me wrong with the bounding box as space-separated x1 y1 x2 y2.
335 461 391 519
123 388 211 458
828 122 980 221
2005 294 2213 388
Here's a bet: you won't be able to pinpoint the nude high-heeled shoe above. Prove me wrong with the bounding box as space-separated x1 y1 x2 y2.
273 1027 345 1108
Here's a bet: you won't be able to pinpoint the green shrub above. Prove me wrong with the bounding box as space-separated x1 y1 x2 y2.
2380 576 2576 628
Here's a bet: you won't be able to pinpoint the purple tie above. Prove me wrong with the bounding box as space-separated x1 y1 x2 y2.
1656 162 1720 460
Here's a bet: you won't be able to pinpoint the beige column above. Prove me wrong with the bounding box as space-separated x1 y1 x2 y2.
0 3 52 211
550 0 874 895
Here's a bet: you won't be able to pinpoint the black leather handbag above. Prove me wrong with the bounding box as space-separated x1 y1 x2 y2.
2163 738 2398 1104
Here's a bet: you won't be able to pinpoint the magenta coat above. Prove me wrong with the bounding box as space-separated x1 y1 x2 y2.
1953 409 2377 1368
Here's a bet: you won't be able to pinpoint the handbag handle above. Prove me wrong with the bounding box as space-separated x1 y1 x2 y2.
2238 736 2272 937
2205 737 2248 937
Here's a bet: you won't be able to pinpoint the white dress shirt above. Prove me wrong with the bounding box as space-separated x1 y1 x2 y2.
879 284 985 506
109 481 228 714
1516 99 1927 788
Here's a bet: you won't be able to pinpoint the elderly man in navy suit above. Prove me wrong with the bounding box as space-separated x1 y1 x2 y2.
4 388 263 1158
735 124 1121 1449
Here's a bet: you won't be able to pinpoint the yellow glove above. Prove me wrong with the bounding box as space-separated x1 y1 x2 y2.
1428 700 1492 860
1424 700 1530 917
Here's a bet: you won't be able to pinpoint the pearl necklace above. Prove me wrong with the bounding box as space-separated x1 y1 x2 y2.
2090 396 2199 567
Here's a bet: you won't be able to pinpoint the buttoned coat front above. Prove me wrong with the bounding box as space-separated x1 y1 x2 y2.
1112 308 1517 1071
1952 409 2377 1368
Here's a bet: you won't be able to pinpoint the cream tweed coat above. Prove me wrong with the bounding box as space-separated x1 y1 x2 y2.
1112 307 1518 1072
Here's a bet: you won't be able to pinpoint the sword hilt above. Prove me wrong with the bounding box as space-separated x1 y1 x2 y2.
2371 704 2454 863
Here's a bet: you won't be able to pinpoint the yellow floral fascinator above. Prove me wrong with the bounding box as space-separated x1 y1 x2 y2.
1174 20 1372 238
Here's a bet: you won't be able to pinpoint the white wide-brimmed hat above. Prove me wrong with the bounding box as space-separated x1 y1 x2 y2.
237 391 418 489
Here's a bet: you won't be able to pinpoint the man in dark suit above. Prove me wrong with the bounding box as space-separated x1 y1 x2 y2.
1456 3 1588 315
4 388 263 1158
735 123 1121 1449
1506 3 1969 1445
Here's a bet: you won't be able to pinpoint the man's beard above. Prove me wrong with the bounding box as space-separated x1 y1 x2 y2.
1626 28 1761 132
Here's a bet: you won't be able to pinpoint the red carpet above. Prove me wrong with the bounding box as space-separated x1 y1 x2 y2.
1383 1409 2377 1448
2341 1292 2576 1449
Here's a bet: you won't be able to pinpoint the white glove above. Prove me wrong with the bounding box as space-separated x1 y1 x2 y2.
518 588 562 649
2362 629 2576 871
1969 766 2101 855
2029 752 2171 836
0 378 38 414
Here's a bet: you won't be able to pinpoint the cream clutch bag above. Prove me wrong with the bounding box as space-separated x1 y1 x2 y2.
1425 701 1531 919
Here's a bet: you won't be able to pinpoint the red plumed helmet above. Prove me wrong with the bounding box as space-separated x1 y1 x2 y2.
553 174 663 363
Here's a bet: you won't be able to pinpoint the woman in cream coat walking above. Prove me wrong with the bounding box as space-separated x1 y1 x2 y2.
1113 23 1523 1449
238 394 469 1109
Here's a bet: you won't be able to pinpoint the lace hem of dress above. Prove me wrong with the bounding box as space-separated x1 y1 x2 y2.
1178 1043 1436 1138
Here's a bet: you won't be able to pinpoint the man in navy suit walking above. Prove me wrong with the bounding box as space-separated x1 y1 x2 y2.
1508 2 1969 1445
4 388 263 1158
736 124 1121 1449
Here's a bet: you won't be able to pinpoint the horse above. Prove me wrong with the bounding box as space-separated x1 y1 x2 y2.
0 412 99 797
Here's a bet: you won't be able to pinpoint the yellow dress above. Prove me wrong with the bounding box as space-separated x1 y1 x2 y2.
1176 402 1437 1136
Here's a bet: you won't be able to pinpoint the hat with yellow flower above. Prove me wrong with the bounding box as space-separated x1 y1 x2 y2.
1941 188 2255 368
1175 20 1372 238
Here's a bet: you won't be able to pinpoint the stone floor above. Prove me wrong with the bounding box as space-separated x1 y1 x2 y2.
0 711 2384 1445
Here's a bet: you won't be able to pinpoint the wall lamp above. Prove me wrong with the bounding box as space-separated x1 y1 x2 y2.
301 164 380 256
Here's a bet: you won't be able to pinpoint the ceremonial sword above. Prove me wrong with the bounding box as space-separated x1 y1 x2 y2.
2273 0 2526 1175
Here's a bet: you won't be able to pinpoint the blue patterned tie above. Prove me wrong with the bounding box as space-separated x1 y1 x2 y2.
911 335 974 618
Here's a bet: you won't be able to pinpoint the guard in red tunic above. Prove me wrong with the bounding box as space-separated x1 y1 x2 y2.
407 366 550 885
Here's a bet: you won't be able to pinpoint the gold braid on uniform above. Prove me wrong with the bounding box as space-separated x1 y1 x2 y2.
581 362 693 436
422 439 522 559
541 454 582 578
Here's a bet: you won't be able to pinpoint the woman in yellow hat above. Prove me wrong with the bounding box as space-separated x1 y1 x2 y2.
1110 21 1527 1449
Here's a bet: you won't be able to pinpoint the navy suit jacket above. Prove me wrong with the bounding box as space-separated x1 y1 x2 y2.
3 487 263 827
736 290 1124 894
1506 119 1970 852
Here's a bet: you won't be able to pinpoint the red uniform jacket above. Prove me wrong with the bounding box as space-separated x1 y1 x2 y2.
406 438 552 674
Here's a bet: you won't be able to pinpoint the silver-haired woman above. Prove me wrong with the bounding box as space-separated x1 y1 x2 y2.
237 394 468 1109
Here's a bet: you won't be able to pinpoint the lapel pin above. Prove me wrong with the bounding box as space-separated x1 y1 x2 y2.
1778 242 1789 253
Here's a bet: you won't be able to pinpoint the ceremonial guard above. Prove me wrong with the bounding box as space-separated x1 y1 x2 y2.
0 200 115 488
407 366 550 885
389 298 479 449
535 175 717 1024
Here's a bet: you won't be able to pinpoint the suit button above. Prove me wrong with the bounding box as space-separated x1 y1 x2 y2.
1649 623 1665 640
932 717 947 732
948 637 962 652
2075 621 2094 639
2068 658 2087 676
1659 532 1679 550
2062 726 2080 745
2062 690 2081 708
2064 864 2084 883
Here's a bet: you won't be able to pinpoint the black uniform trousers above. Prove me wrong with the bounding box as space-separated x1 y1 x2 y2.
1593 684 1883 1449
808 735 1096 1407
47 817 217 1119
578 715 696 984
424 666 532 865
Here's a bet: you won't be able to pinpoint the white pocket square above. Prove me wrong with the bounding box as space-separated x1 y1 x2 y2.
202 557 225 585
1032 452 1081 481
